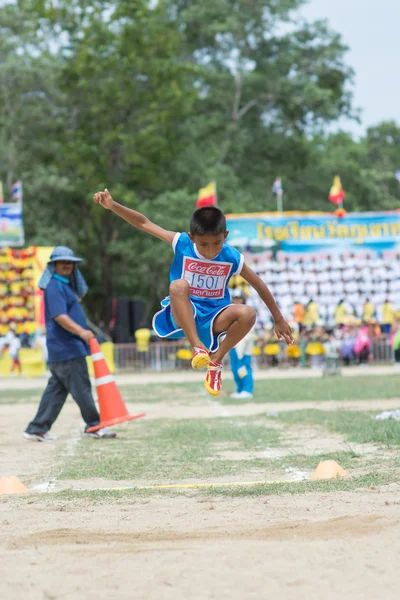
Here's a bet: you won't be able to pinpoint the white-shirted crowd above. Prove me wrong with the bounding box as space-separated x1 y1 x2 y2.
241 250 400 327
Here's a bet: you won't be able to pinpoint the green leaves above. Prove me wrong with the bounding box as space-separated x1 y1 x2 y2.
1 0 398 325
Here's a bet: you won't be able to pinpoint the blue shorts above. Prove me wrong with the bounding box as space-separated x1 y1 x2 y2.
152 298 231 352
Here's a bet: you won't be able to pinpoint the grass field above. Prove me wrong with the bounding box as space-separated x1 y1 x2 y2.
2 371 400 599
3 373 400 404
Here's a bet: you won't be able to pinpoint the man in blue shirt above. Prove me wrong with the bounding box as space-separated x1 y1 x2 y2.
24 246 116 442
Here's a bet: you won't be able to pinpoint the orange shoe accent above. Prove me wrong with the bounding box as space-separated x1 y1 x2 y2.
86 339 145 433
191 347 210 369
204 361 222 396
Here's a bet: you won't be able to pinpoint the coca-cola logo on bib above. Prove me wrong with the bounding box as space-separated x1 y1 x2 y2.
182 257 232 299
187 262 227 277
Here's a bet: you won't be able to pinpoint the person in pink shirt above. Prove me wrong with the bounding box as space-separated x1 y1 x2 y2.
354 325 371 365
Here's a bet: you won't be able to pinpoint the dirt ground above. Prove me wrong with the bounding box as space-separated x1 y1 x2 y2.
2 487 400 600
2 385 400 599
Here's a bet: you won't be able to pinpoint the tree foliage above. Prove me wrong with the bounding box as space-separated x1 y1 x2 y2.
0 0 399 324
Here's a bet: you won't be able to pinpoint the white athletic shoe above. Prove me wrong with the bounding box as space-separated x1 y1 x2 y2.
84 427 117 439
23 432 57 443
230 391 254 400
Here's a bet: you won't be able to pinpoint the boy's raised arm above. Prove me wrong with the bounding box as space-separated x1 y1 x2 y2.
94 188 177 245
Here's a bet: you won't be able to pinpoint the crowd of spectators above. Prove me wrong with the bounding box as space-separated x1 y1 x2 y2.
229 248 400 367
2 245 400 373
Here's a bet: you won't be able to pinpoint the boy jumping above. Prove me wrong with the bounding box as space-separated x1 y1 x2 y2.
93 190 294 396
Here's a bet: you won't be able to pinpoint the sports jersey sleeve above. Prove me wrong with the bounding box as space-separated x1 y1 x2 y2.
227 246 244 275
174 231 192 256
172 232 182 253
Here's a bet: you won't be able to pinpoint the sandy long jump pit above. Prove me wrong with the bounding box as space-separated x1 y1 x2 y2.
2 372 400 599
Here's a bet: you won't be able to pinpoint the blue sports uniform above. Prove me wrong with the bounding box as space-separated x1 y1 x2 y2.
152 232 244 352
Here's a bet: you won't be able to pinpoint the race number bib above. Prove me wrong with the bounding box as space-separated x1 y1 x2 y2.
182 257 232 299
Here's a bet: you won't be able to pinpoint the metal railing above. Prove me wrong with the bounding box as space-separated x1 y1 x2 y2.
114 337 395 372
371 338 394 363
114 342 185 372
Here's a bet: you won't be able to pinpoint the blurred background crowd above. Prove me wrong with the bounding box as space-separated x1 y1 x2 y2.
2 244 400 374
228 249 400 369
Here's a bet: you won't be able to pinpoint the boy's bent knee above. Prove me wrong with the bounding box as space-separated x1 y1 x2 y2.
245 306 257 326
170 278 190 297
236 305 256 326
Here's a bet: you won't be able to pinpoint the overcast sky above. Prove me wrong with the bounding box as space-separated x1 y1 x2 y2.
300 0 400 137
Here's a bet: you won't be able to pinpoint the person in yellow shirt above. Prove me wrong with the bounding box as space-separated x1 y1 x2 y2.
303 299 319 327
363 298 375 323
305 326 326 368
334 299 347 326
382 299 396 335
285 321 301 366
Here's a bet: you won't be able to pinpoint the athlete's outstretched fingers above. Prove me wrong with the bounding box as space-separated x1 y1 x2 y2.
274 318 294 345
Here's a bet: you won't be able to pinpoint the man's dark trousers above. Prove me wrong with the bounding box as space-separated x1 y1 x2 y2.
25 357 100 434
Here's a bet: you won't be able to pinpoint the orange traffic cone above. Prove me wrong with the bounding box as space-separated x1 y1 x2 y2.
0 476 29 495
86 339 145 433
310 460 349 481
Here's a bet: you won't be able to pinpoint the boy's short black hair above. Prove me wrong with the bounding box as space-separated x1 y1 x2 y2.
190 207 227 236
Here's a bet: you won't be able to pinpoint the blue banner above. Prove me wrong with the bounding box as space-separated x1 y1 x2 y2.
0 203 25 247
226 211 400 254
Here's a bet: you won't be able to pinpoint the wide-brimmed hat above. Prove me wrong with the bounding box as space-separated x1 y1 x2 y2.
39 246 88 299
48 246 83 264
